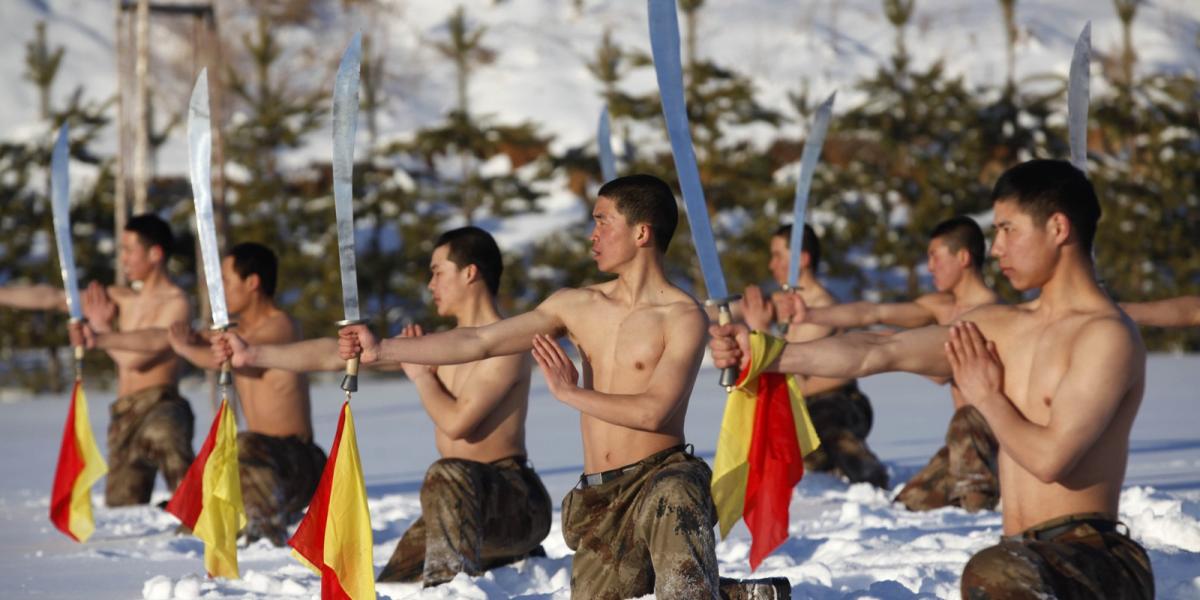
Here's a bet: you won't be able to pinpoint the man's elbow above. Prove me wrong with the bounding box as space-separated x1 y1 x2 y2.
441 415 480 441
636 403 675 432
1031 455 1076 484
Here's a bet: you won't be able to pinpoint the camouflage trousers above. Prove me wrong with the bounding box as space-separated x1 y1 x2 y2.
961 512 1154 599
377 456 552 586
803 382 889 488
896 405 999 512
105 385 195 507
237 432 326 546
562 445 720 600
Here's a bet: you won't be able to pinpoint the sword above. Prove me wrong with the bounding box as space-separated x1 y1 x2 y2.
49 124 85 376
332 33 366 394
187 69 235 387
648 0 739 388
1068 22 1090 173
597 105 617 182
785 92 836 291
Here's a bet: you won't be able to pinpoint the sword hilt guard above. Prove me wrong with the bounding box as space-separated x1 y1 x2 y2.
705 295 742 392
336 318 368 393
210 322 237 386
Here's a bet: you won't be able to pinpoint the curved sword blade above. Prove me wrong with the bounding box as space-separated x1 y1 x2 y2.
334 33 363 322
1068 22 1091 173
187 69 230 328
787 92 836 289
597 105 617 183
50 125 83 321
648 0 728 300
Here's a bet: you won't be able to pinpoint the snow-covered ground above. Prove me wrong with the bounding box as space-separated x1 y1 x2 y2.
1 355 1198 599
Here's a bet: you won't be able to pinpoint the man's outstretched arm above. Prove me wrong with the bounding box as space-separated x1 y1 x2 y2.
798 298 939 330
219 334 345 373
0 285 68 312
709 321 952 379
341 291 570 366
1121 296 1200 328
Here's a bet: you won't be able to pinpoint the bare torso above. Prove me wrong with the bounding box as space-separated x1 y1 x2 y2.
233 310 313 440
558 281 705 472
969 302 1145 533
432 353 531 463
110 285 187 397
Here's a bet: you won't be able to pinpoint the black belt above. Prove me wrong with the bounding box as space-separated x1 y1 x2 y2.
580 464 640 488
577 444 692 489
1029 518 1121 542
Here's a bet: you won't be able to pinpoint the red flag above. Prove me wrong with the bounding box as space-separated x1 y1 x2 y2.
50 381 107 542
289 401 374 600
166 398 245 579
712 332 821 570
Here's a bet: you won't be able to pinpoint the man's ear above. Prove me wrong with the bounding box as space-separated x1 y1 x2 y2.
635 223 653 248
463 263 480 285
1048 212 1071 246
245 272 261 294
148 245 165 264
956 248 972 268
799 251 812 270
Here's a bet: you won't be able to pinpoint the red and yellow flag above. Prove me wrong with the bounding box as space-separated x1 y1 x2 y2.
50 380 108 542
712 331 821 571
289 401 374 600
166 397 245 579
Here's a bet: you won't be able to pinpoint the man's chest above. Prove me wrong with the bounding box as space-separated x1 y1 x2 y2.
994 322 1074 424
568 308 667 376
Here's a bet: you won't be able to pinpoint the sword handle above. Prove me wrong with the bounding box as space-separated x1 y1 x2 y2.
210 322 237 388
716 302 738 391
342 356 360 393
336 318 368 394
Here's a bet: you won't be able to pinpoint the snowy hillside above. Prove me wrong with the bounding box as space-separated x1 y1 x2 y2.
4 0 1198 198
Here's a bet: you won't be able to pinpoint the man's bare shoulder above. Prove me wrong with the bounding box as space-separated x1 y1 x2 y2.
247 310 301 345
810 289 837 308
914 292 955 311
1076 311 1145 357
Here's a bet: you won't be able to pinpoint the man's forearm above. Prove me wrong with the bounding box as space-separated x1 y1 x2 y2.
410 372 472 438
1122 297 1200 328
173 341 219 370
378 328 488 365
803 303 875 329
0 285 67 312
247 338 344 372
775 330 951 379
558 387 676 432
96 329 170 354
969 390 1067 482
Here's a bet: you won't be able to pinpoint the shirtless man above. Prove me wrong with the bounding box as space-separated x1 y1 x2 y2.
1 214 194 506
338 175 787 599
793 216 1002 511
741 223 888 488
164 242 324 545
1121 296 1200 328
710 160 1153 598
216 227 551 587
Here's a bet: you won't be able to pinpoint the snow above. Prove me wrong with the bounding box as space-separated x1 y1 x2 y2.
1 355 1198 599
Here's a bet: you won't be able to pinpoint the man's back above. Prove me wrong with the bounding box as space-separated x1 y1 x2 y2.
964 299 1145 533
